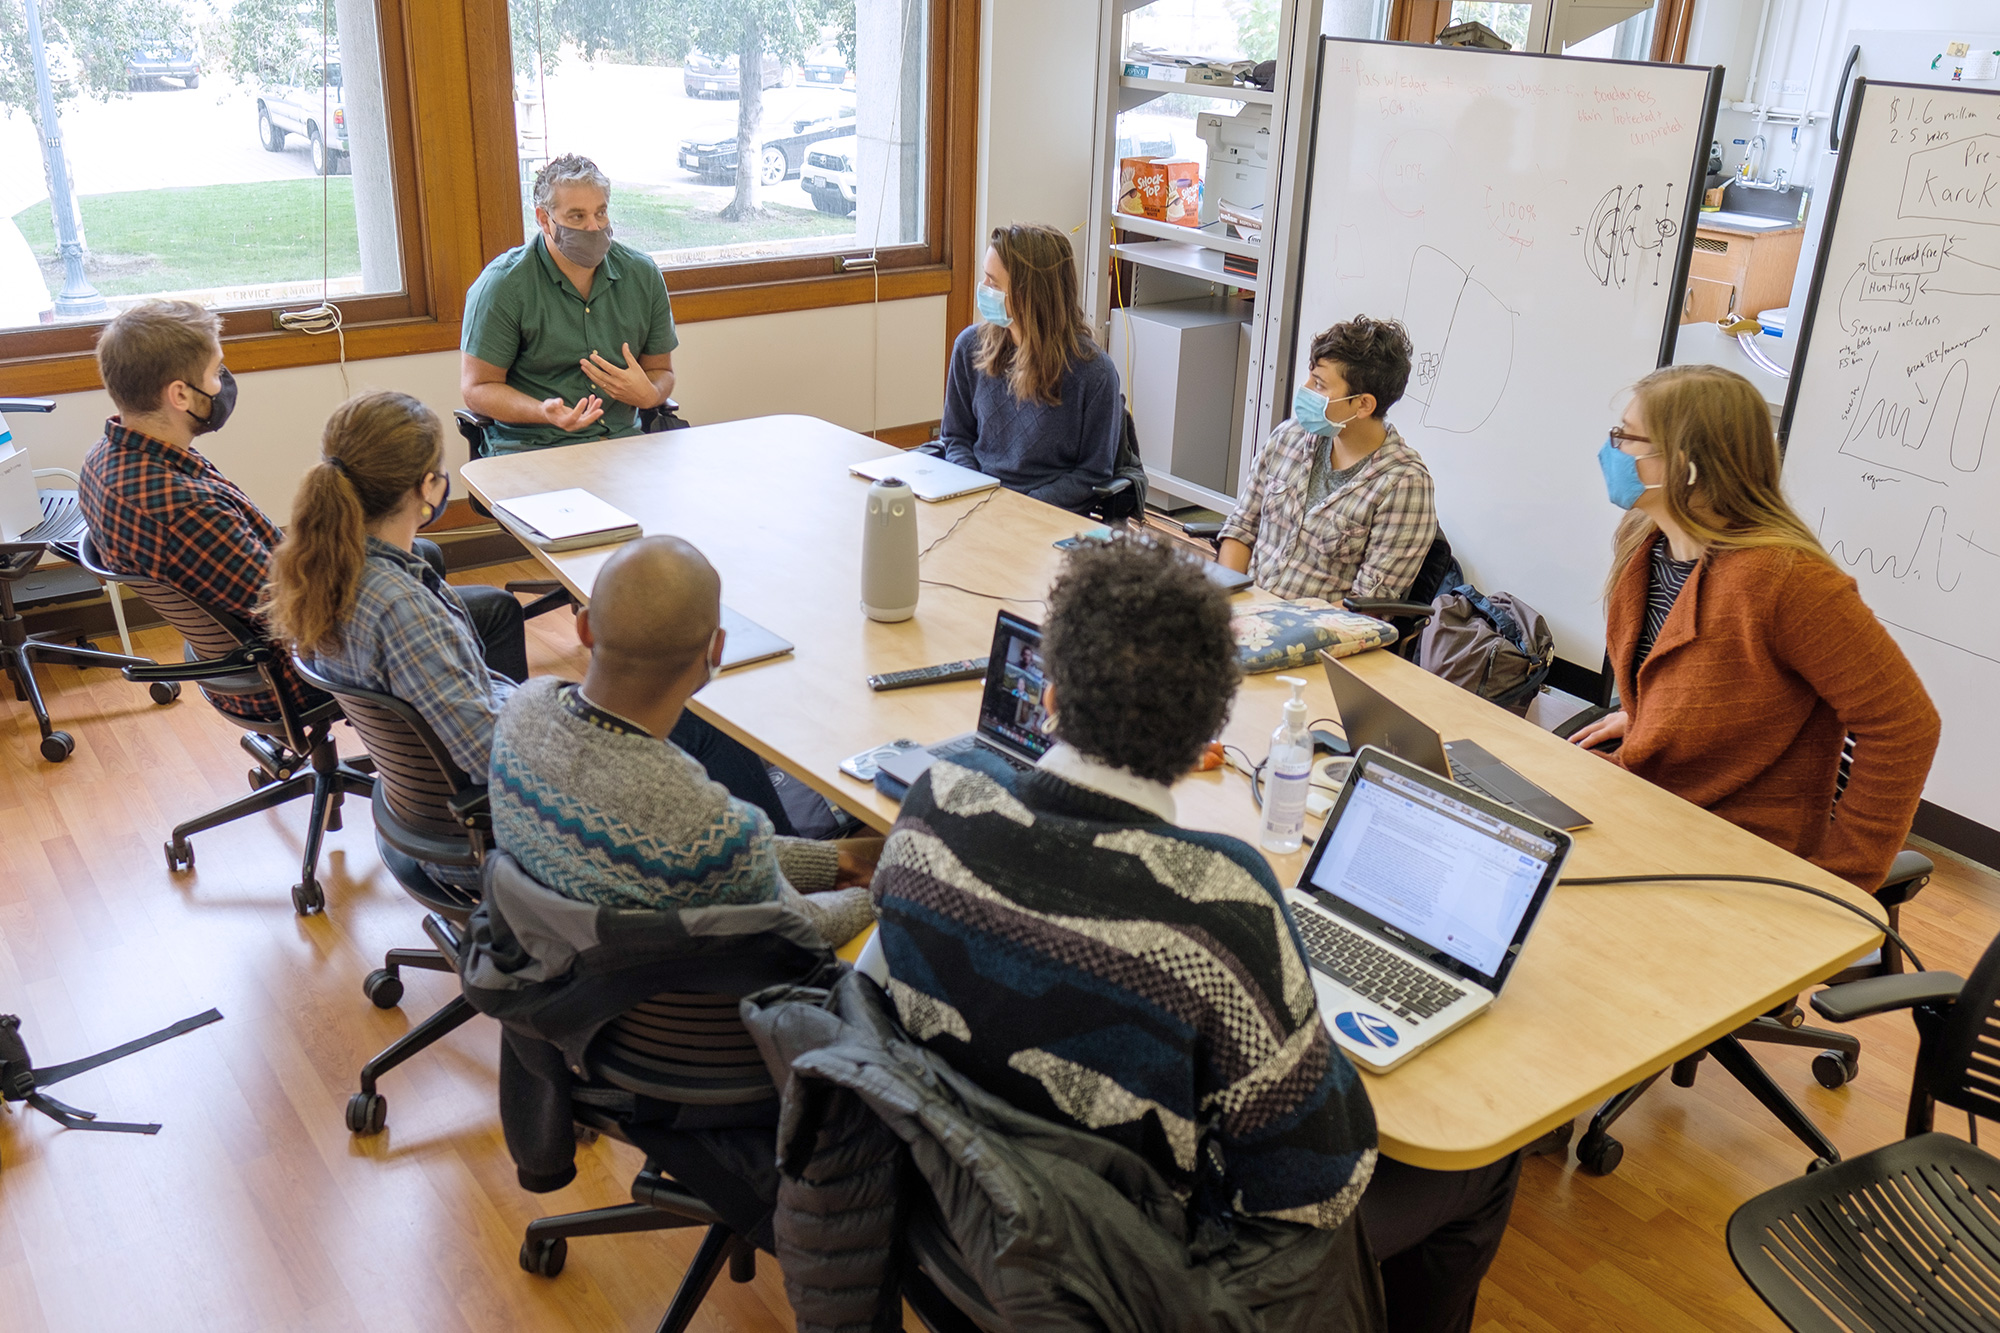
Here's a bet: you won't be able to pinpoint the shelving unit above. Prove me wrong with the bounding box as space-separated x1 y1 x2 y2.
1083 0 1325 514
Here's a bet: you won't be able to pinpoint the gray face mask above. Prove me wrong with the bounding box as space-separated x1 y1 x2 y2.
550 222 612 268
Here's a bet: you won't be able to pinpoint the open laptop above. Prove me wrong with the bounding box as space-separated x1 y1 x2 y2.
1320 653 1591 830
1286 746 1572 1071
850 452 1002 502
875 610 1051 788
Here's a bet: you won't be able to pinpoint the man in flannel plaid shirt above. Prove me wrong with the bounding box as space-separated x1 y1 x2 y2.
1218 316 1439 605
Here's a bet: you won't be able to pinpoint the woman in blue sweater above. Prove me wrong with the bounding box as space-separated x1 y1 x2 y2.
941 223 1123 512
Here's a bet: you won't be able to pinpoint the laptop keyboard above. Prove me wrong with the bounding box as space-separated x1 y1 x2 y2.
934 735 1036 774
1295 911 1467 1022
1449 757 1522 811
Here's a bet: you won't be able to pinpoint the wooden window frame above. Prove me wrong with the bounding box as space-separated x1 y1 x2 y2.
0 0 981 396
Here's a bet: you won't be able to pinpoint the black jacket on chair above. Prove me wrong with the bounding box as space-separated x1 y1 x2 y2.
458 854 838 1212
742 970 1385 1333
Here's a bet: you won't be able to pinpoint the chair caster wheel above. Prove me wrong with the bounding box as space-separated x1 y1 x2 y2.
248 767 274 791
345 1092 387 1135
39 731 74 763
1812 1049 1858 1090
292 880 324 915
148 681 181 705
520 1236 567 1278
363 969 404 1009
165 838 194 871
1577 1130 1624 1176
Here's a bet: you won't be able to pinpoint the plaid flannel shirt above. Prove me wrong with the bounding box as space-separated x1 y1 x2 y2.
305 537 515 782
1218 421 1437 603
78 420 323 721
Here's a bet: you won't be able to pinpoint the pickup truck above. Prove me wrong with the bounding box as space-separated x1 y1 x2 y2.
257 64 349 175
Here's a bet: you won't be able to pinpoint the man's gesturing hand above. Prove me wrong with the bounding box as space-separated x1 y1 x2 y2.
542 393 606 432
580 342 664 409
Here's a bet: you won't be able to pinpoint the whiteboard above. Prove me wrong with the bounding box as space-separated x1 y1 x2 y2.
1779 79 2000 833
1291 39 1720 662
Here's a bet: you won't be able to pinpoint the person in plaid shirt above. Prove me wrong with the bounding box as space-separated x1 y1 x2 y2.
79 301 528 723
1218 317 1438 604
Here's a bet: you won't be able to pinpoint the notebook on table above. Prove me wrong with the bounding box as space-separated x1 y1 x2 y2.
849 452 1001 502
492 488 641 551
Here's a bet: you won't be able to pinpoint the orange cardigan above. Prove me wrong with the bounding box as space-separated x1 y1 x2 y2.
1608 536 1940 891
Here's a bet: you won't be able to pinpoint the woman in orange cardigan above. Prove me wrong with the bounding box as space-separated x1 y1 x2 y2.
1569 365 1939 892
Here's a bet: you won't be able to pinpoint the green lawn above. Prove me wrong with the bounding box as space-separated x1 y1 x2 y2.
10 177 858 303
13 180 363 298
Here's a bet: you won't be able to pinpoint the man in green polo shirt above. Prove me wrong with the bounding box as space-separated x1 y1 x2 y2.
461 154 680 455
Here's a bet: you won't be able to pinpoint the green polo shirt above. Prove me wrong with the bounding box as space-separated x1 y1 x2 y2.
460 233 679 454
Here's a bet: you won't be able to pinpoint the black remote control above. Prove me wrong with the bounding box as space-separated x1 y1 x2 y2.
867 657 989 691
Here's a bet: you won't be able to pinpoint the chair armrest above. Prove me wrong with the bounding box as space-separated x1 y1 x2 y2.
1181 521 1224 540
122 644 273 684
0 398 56 413
1810 971 1966 1024
1344 598 1434 620
32 468 79 486
908 441 946 458
448 786 491 831
1091 476 1132 500
1879 849 1934 905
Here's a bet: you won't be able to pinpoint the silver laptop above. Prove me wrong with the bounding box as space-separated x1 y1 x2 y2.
850 452 1002 502
1288 746 1571 1072
1320 653 1591 830
876 611 1051 788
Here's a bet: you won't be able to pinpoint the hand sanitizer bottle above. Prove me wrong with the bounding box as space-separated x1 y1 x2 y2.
1259 676 1313 853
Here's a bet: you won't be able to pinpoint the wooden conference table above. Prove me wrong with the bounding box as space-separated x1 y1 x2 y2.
465 415 1882 1171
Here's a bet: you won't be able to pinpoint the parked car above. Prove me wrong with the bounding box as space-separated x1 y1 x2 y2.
678 103 856 186
683 50 786 99
802 45 852 89
125 40 199 89
802 135 856 215
257 65 349 175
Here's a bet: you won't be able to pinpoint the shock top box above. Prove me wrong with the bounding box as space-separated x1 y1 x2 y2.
1117 157 1202 226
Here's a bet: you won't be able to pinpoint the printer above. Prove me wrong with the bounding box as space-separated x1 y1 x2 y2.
1195 103 1271 237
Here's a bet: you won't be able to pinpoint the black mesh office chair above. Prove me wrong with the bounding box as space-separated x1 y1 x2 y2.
1 398 165 761
81 534 372 915
1571 849 1937 1176
292 660 486 1137
483 852 828 1333
454 401 685 619
1727 925 2000 1331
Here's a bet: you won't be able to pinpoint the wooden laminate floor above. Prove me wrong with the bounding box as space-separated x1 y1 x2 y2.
3 557 1996 1333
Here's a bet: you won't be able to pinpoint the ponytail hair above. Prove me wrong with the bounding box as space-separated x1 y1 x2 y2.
265 391 445 654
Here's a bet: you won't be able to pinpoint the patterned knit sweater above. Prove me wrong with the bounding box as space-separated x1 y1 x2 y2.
490 678 872 945
872 755 1378 1229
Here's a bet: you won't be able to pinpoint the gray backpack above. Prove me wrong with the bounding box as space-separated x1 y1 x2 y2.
1418 584 1555 715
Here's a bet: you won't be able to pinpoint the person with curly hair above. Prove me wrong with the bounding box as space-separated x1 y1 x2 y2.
864 536 1521 1333
1218 315 1438 603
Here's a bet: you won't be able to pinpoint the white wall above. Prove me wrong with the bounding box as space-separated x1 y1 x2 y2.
976 0 1102 252
6 295 945 522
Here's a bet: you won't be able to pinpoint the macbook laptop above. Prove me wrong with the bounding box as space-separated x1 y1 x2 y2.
875 611 1051 788
1320 653 1591 830
717 605 793 671
850 452 1002 502
1287 746 1572 1071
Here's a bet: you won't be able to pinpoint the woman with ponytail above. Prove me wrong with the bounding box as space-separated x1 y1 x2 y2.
1569 365 1939 891
266 394 528 828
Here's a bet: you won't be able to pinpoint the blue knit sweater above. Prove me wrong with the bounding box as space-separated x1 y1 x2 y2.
940 324 1124 512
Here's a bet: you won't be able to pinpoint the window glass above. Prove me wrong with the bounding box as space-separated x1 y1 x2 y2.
0 0 403 332
507 0 929 271
1447 1 1532 49
1561 6 1656 59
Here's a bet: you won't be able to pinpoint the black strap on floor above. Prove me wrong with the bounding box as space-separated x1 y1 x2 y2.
30 1008 223 1089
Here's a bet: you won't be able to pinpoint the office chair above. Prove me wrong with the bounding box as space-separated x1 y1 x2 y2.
453 400 685 620
81 534 373 915
292 661 486 1137
487 852 820 1333
2 399 164 761
1727 925 2000 1331
1572 848 1937 1176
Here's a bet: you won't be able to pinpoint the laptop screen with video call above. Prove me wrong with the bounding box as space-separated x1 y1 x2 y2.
976 611 1052 760
1304 756 1563 990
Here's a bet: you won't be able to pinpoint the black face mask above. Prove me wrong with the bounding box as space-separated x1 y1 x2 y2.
421 470 451 529
185 366 237 435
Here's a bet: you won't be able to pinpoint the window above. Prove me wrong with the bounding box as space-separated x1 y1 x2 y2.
1447 2 1532 49
505 0 935 282
0 0 414 336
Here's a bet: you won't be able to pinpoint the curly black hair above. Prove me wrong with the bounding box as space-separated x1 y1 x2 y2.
1308 315 1414 419
1042 536 1241 786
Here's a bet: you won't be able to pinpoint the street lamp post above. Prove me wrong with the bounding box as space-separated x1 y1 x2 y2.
23 0 107 318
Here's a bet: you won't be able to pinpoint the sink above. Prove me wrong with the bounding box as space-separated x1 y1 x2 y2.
1700 210 1796 231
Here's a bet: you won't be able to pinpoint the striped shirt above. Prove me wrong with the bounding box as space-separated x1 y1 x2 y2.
1635 541 1697 670
1218 421 1437 603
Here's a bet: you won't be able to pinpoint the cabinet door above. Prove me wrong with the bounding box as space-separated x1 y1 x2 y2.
1683 275 1736 324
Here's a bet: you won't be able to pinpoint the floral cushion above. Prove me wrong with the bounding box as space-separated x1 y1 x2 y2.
1233 599 1398 674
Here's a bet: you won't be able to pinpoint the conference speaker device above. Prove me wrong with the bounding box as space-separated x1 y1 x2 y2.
861 477 919 622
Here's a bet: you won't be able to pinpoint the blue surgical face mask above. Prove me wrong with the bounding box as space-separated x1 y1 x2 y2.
1597 437 1662 510
976 283 1010 327
1293 385 1360 438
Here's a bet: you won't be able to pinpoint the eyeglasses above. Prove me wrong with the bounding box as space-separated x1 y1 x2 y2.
1608 425 1658 457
